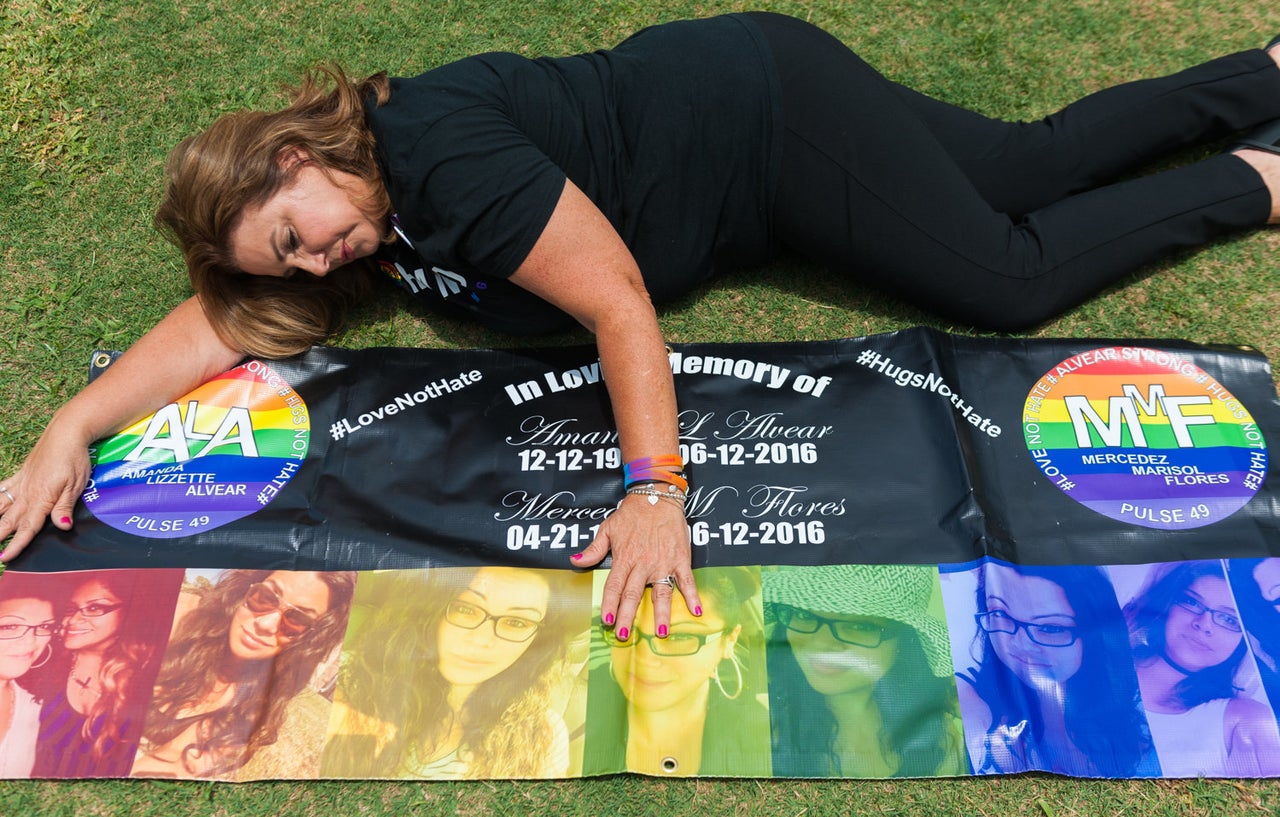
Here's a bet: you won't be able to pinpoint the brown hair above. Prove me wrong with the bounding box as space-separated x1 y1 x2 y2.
155 67 393 359
324 567 586 778
142 569 356 778
66 570 183 764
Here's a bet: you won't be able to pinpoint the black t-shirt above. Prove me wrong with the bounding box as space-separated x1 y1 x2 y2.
366 13 782 334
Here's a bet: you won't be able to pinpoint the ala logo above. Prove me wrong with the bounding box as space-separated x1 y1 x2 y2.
84 360 310 539
124 401 258 462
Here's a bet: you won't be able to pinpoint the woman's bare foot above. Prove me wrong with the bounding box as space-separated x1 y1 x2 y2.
1235 148 1280 223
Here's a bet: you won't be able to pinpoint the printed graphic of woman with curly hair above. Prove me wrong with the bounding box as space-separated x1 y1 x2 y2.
321 566 590 778
130 569 355 779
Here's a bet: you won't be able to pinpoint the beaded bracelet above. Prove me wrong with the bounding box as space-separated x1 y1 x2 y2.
620 486 687 512
627 484 687 504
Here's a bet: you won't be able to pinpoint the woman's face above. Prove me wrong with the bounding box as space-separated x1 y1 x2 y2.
1163 575 1243 673
610 589 739 713
228 571 332 661
0 597 55 681
62 579 124 653
785 612 899 698
436 567 550 689
983 564 1084 687
230 156 383 278
1252 559 1280 605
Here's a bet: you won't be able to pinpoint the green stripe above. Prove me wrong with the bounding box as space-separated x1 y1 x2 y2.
1023 420 1261 450
93 427 309 465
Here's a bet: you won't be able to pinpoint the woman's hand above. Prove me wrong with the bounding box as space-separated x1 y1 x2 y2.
508 178 701 636
1 296 243 562
0 415 94 561
573 493 700 638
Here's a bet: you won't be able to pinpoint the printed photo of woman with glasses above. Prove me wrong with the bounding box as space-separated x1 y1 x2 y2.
130 569 355 779
31 569 183 778
582 566 769 776
764 564 966 777
0 571 63 777
944 560 1156 777
321 566 589 778
1115 560 1280 777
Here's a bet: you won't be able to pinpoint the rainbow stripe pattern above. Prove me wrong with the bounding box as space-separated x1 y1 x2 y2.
1022 346 1267 530
83 360 310 538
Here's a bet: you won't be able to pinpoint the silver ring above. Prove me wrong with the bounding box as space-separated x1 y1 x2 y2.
653 576 676 587
0 486 12 503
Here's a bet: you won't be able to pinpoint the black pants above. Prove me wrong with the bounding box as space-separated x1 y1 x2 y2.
750 12 1280 330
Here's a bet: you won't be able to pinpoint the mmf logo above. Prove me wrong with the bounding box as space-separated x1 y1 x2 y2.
1022 346 1267 530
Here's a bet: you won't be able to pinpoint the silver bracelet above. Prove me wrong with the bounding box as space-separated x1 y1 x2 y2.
627 485 686 503
619 485 687 512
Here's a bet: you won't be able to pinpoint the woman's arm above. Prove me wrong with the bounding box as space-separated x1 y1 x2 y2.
953 674 990 771
0 296 243 560
509 179 701 636
1225 695 1280 776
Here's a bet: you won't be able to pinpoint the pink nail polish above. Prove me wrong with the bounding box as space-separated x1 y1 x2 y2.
694 605 703 616
571 553 583 561
604 612 615 626
658 624 668 637
617 627 629 640
60 517 71 526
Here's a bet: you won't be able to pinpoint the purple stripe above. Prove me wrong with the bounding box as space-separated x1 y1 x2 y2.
94 509 252 538
85 482 273 515
1064 471 1258 501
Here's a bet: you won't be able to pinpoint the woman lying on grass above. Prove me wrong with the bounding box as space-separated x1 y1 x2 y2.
5 13 1280 639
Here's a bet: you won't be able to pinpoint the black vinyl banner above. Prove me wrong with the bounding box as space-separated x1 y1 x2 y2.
5 329 1280 781
15 328 1280 572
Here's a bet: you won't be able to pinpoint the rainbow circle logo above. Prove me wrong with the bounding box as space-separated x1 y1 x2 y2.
1023 346 1267 530
82 360 309 538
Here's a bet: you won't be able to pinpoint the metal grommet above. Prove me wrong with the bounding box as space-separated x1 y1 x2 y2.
660 756 679 774
92 352 114 369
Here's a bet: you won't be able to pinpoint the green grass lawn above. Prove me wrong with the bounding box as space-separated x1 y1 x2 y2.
4 0 1280 813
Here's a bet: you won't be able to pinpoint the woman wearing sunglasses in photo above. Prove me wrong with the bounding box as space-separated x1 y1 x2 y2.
32 570 183 778
130 569 355 779
322 566 589 779
0 572 62 777
953 561 1156 777
1120 560 1280 777
582 566 769 776
764 564 965 777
